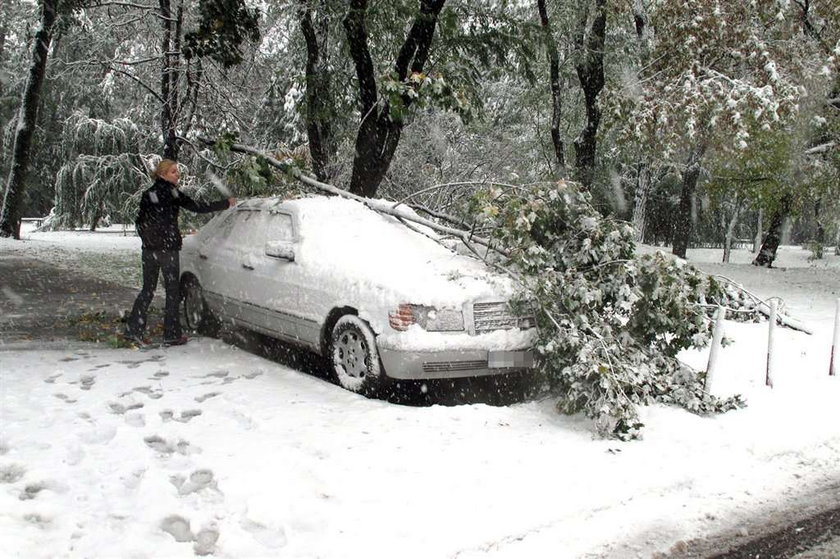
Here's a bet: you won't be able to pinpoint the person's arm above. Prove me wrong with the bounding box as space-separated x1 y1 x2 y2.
177 190 235 214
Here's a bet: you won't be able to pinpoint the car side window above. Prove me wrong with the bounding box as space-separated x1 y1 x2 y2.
265 212 294 242
227 210 264 248
207 211 239 243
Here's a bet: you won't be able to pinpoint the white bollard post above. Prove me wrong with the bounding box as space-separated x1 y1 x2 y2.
705 305 726 392
766 299 777 388
830 299 840 376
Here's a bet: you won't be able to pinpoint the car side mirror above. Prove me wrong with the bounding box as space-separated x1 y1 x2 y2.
264 240 295 262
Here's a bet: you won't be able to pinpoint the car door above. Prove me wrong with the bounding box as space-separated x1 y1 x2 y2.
242 209 306 345
197 209 261 324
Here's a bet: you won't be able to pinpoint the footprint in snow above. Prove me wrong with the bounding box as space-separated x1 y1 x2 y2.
124 412 145 428
108 401 144 415
23 513 51 527
159 409 203 423
195 392 221 403
19 481 60 501
0 441 9 455
0 463 26 484
241 517 287 549
132 386 163 400
122 468 146 490
153 370 170 378
43 373 62 384
53 393 77 404
194 525 220 556
243 370 263 380
160 515 193 542
159 516 220 556
117 355 165 369
144 436 201 456
79 375 96 391
20 484 44 500
171 469 217 496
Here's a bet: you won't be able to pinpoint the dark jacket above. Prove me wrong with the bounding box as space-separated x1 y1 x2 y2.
136 178 229 250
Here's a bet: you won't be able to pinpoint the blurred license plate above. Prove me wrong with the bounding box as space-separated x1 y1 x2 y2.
488 351 532 368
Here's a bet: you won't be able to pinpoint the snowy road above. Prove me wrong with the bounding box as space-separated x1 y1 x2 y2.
3 240 840 557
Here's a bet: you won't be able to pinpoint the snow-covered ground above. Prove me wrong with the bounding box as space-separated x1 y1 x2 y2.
2 226 840 558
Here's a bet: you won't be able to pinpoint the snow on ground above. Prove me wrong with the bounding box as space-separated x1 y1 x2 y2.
2 228 840 558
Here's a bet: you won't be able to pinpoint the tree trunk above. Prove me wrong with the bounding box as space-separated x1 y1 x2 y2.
0 7 8 66
537 0 565 174
572 0 606 191
671 144 706 259
89 201 103 232
629 0 651 244
814 198 825 245
299 0 337 183
343 0 445 198
631 161 650 242
753 193 793 267
159 0 180 159
753 207 763 254
722 198 742 263
0 0 58 239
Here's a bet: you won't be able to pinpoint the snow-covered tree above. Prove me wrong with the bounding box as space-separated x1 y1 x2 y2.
613 0 806 259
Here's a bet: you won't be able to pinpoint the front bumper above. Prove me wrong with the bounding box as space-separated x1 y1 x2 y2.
379 347 535 380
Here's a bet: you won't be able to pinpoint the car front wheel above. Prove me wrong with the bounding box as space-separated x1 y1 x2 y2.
182 276 220 336
330 315 387 395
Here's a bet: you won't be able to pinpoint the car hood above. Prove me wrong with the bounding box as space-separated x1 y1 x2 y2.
293 197 519 307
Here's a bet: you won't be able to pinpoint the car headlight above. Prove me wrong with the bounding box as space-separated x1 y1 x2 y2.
388 304 464 332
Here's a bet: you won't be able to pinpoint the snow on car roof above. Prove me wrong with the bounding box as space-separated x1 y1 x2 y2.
280 195 517 306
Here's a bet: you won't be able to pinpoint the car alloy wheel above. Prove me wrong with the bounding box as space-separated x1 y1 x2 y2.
330 315 384 395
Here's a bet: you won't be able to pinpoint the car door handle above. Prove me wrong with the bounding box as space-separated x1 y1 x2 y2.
242 263 254 270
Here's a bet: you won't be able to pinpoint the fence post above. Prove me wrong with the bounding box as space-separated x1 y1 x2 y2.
705 305 726 392
831 299 840 377
766 299 777 388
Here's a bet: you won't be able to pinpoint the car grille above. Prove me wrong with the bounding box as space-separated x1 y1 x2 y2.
473 301 533 333
422 360 487 373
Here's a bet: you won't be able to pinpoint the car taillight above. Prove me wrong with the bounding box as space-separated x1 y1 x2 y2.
388 304 415 331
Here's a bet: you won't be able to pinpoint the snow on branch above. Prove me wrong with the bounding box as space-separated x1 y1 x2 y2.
804 141 836 156
712 274 813 334
200 139 507 258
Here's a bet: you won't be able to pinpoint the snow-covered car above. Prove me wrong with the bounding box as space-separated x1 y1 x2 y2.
179 195 537 394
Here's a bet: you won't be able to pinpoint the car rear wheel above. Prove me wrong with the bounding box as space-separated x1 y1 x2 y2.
330 315 387 395
182 277 220 337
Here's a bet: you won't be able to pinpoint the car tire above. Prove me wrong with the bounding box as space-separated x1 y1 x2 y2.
330 315 388 395
182 276 220 337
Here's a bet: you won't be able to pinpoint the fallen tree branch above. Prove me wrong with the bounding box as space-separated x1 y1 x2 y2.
712 274 813 334
201 139 509 258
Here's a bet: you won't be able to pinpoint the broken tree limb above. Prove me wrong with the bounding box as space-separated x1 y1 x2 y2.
202 139 509 258
712 274 813 335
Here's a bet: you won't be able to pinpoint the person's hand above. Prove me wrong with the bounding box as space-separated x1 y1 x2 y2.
228 198 237 208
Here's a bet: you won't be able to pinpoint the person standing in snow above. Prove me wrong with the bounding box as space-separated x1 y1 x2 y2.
124 159 235 346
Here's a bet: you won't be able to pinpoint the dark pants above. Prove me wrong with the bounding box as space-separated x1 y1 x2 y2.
125 249 182 340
